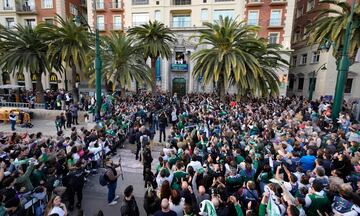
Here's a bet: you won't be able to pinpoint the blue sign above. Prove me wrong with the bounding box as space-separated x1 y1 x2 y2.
156 58 161 81
171 64 188 72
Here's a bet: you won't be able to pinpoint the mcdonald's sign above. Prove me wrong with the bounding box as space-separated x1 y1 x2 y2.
49 73 58 83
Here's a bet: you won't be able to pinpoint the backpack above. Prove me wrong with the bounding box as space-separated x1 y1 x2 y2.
142 135 150 146
99 172 108 186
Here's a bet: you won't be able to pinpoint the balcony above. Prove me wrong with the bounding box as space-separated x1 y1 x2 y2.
109 2 123 10
269 0 287 6
246 0 264 6
110 23 122 30
171 0 191 6
95 1 105 10
268 19 284 28
171 63 188 72
132 0 148 5
16 3 37 14
3 4 14 10
170 21 191 29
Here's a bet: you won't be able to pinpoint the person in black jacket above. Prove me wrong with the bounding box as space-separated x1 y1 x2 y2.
65 110 72 128
143 145 153 180
121 185 139 216
158 112 168 143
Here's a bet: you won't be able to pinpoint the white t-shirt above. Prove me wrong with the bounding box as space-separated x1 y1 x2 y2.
49 206 66 216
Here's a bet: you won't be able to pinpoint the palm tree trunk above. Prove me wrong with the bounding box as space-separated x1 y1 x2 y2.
35 72 44 103
218 74 225 101
150 58 157 95
70 59 79 103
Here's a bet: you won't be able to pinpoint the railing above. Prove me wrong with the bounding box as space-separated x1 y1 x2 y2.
3 5 14 10
215 0 234 2
172 0 191 5
16 4 36 12
171 21 191 28
0 102 45 109
109 1 123 9
132 0 148 5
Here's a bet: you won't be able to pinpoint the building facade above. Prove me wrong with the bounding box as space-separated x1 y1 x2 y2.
120 0 295 96
287 0 360 101
0 0 86 92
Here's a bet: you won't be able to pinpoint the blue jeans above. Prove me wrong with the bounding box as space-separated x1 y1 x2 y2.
10 120 16 131
107 181 117 203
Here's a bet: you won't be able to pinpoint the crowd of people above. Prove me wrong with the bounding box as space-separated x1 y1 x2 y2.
0 92 359 216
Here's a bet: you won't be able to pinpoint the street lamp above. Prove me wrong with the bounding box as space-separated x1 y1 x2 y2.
308 63 327 101
93 0 102 116
332 0 356 120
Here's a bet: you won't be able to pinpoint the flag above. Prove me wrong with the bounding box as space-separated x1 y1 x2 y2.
199 200 216 216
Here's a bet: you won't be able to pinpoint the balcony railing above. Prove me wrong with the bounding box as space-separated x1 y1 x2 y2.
214 0 234 2
268 19 283 27
171 0 191 5
246 0 263 5
3 5 14 10
16 4 36 13
171 21 191 28
109 2 123 9
132 0 148 5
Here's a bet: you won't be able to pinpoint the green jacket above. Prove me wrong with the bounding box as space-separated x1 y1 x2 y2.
16 163 35 192
306 193 331 216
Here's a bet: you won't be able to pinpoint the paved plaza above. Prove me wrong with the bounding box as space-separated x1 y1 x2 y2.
0 119 162 216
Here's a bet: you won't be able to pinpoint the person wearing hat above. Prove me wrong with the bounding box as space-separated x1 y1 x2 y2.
120 185 139 216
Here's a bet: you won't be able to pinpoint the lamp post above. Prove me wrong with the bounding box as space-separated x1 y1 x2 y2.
332 0 356 120
94 0 102 116
308 63 327 101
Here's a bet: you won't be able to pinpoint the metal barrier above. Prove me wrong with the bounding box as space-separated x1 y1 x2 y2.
0 102 45 109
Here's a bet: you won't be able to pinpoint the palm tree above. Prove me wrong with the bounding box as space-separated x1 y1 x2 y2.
89 32 151 95
0 24 57 102
308 0 360 62
191 16 275 98
42 15 92 102
128 20 175 94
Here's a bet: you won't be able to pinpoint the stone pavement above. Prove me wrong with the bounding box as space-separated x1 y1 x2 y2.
1 118 166 215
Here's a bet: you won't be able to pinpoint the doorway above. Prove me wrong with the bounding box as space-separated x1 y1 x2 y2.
172 78 186 97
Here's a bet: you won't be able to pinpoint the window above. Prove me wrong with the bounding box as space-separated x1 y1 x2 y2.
311 51 320 63
268 32 279 44
308 78 316 90
42 0 53 8
300 54 307 65
96 0 104 9
298 78 304 90
113 16 121 30
155 10 161 21
97 16 105 30
132 0 149 5
70 3 78 15
213 9 234 21
3 0 13 10
344 79 353 93
203 0 207 2
172 15 191 28
5 18 15 29
270 10 282 26
289 77 294 89
44 18 54 24
249 0 260 2
132 13 149 26
201 9 208 21
307 0 315 12
214 0 234 2
23 0 35 11
247 11 259 25
172 0 191 5
156 1 159 5
292 56 297 66
25 19 36 28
